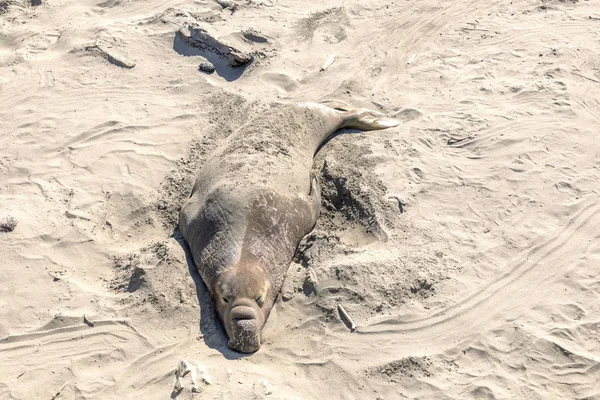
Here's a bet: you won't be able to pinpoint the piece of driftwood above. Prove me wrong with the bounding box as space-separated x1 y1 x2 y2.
320 54 336 71
178 25 253 67
337 303 357 332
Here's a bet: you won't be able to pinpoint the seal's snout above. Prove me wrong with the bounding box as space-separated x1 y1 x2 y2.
227 305 261 353
227 319 261 353
230 305 256 322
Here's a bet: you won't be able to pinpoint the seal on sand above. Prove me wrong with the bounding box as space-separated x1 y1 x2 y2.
179 102 399 353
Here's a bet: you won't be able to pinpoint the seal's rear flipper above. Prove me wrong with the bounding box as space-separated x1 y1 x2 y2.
341 109 401 131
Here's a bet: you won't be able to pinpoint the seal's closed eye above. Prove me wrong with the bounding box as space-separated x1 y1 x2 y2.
256 295 264 306
222 297 229 303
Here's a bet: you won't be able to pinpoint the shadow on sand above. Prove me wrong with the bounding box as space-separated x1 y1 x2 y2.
172 34 249 82
172 229 251 360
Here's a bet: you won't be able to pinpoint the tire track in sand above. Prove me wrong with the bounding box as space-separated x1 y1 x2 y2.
333 198 600 358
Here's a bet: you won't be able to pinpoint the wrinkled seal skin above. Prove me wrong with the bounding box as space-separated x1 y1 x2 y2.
179 102 399 353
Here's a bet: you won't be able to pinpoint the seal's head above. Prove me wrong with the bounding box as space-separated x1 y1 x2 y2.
214 262 271 353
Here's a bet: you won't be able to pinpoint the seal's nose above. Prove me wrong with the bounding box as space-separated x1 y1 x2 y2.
230 305 256 322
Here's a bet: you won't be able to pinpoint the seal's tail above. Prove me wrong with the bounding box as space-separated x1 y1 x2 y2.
340 109 401 131
300 102 401 152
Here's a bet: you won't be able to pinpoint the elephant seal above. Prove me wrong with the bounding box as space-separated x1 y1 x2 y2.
179 102 399 353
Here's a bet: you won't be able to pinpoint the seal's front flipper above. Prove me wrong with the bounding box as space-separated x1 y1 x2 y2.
341 109 400 131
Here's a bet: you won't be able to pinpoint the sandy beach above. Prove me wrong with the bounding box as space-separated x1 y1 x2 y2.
1 0 599 398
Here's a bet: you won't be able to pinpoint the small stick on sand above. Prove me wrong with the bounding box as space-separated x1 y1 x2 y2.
320 54 337 71
83 314 95 327
572 70 600 84
50 382 67 400
337 303 356 332
407 54 416 64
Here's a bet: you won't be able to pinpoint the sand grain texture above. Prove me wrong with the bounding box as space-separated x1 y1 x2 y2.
1 0 600 398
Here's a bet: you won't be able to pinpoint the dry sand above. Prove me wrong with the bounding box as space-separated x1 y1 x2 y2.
1 0 600 398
